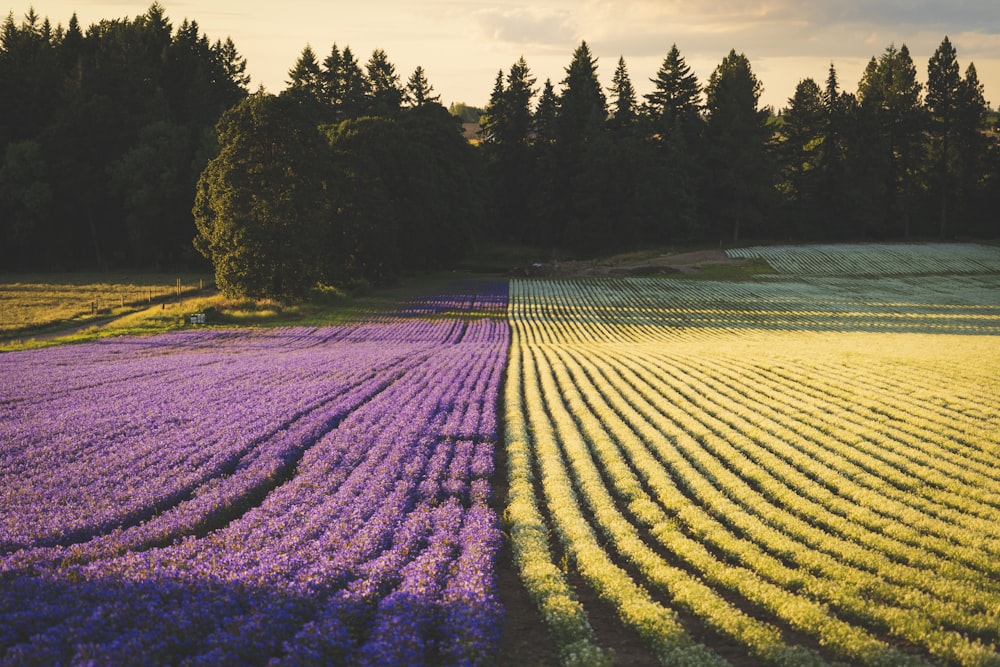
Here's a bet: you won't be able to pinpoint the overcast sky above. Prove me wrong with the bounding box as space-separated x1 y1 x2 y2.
10 1 1000 111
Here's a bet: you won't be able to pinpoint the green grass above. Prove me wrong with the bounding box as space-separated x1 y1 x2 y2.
0 269 506 352
0 272 212 339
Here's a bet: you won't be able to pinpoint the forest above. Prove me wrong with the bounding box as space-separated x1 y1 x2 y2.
2 4 999 297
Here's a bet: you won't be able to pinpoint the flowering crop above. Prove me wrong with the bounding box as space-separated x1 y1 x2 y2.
506 268 1000 666
0 281 509 665
726 242 1000 276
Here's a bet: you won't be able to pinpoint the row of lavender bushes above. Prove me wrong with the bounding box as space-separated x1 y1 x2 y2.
0 282 509 665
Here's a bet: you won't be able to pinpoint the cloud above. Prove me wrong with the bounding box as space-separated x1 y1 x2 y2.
474 6 578 50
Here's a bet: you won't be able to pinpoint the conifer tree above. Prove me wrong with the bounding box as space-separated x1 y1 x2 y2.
338 46 368 118
926 36 980 237
704 49 772 242
777 78 825 236
857 43 924 237
608 56 637 129
645 44 702 133
365 48 403 116
533 79 558 143
287 44 323 102
557 41 606 146
404 65 440 107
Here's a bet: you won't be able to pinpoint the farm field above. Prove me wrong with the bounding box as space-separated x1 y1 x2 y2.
506 251 1000 665
2 243 1000 665
1 282 510 665
0 273 211 339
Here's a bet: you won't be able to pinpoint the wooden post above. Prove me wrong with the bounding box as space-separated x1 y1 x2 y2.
176 278 181 297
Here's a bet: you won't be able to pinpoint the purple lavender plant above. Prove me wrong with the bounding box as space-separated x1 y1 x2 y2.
0 281 509 666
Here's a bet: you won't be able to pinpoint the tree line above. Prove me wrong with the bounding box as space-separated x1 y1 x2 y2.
0 3 249 270
3 4 999 299
481 40 998 251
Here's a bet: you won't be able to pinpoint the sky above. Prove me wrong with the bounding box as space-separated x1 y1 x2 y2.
9 1 1000 112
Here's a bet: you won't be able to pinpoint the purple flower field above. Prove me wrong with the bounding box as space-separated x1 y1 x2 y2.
0 282 509 666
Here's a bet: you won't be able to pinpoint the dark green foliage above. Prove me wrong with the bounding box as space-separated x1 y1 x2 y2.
6 17 1000 278
326 106 483 280
608 56 638 129
926 37 991 238
320 44 368 121
775 78 826 237
481 58 538 243
704 50 774 242
365 48 404 116
0 3 249 270
855 44 925 238
287 45 323 103
193 93 329 299
644 44 706 242
405 66 440 107
645 44 702 134
194 90 485 297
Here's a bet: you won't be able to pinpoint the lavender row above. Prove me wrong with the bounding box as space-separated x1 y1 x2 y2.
1 283 509 665
1 331 438 553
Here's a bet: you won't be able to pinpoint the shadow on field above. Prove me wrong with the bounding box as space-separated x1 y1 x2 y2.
0 570 498 665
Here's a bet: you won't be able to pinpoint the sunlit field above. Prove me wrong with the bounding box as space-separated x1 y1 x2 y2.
2 244 1000 665
505 249 1000 666
0 273 210 338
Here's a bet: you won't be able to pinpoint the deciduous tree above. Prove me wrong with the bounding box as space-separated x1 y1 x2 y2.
194 93 330 298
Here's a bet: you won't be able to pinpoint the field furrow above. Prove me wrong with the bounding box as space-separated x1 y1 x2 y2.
507 269 1000 666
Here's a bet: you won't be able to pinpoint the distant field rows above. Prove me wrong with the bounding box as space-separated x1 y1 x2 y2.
506 276 1000 666
3 243 1000 665
727 242 1000 276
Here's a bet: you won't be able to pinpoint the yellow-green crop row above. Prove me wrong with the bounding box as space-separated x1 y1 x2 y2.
505 275 1000 666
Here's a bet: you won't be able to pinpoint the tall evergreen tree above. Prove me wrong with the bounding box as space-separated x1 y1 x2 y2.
480 70 506 146
955 61 991 234
816 63 853 237
533 79 558 143
704 49 772 242
506 57 537 143
321 43 344 114
642 44 704 241
481 58 537 243
287 44 323 104
926 36 962 237
552 41 609 249
556 41 606 146
365 48 403 116
404 65 440 107
338 46 368 119
857 44 924 238
776 78 825 237
645 44 702 133
608 56 637 129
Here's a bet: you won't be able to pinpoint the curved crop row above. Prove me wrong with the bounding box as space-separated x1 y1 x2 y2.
0 282 510 665
507 276 1000 666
